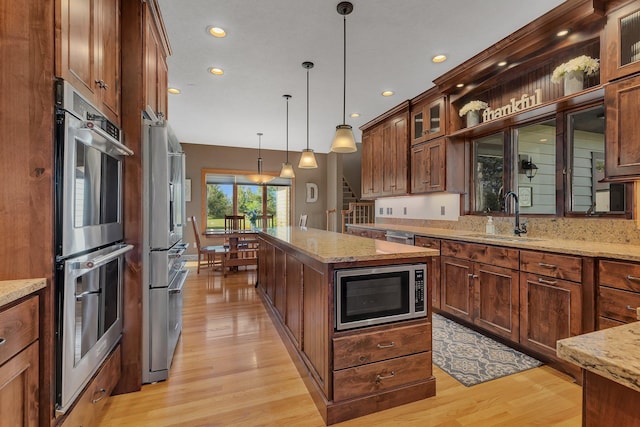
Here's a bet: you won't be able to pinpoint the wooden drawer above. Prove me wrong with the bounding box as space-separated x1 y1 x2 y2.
0 296 38 366
62 345 121 427
599 260 640 292
520 250 582 282
441 240 518 270
347 228 371 238
415 236 440 250
333 351 432 401
598 287 640 324
598 316 626 330
333 322 431 370
369 229 387 240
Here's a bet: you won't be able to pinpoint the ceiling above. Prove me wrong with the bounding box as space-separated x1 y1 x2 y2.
157 0 566 154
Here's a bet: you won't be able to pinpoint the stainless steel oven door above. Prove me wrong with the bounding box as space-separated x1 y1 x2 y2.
58 243 133 414
58 110 132 257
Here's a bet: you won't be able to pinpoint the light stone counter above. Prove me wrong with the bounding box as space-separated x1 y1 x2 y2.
348 223 640 262
557 323 640 392
0 278 46 307
263 227 439 264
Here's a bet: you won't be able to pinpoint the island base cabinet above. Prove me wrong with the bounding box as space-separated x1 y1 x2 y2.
0 342 39 426
583 370 640 427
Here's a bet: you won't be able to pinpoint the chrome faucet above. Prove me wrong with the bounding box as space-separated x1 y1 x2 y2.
504 191 527 236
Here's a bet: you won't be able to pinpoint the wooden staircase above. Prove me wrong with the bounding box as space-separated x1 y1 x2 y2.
342 177 359 210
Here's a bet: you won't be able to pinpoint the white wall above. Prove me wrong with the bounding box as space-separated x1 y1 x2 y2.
374 193 460 221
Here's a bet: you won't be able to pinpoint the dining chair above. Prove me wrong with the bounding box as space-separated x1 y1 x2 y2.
224 214 246 231
191 216 227 274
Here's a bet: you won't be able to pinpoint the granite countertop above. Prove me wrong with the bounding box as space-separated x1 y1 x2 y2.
0 278 46 308
557 323 640 392
263 227 439 264
348 223 640 262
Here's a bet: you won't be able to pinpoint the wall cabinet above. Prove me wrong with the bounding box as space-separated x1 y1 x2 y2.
597 259 640 329
58 0 120 123
411 95 446 145
145 7 169 118
605 73 640 179
602 1 640 82
519 250 583 358
411 139 445 193
0 296 39 427
360 104 409 199
440 241 520 342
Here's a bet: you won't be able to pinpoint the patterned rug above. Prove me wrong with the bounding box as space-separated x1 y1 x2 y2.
432 313 543 387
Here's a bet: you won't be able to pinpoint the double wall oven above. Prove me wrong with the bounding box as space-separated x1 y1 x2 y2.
54 79 133 414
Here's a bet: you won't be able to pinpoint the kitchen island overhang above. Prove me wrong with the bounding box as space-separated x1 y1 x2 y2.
255 227 439 425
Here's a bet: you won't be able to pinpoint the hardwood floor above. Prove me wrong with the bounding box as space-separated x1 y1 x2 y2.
98 263 582 426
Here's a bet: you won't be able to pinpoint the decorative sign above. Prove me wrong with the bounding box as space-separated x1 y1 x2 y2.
519 186 532 207
306 182 318 203
482 89 543 123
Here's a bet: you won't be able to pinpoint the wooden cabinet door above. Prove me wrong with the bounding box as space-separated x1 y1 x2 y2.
519 272 582 357
411 143 429 193
303 265 329 395
411 96 445 145
274 246 286 320
390 116 408 195
361 128 382 199
602 2 640 82
97 0 120 121
425 139 445 193
285 254 303 348
0 342 38 427
382 122 396 195
58 0 97 99
605 74 640 179
474 263 520 342
440 256 474 322
257 237 268 292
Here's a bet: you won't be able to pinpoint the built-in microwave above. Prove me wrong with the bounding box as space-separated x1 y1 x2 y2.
335 263 427 331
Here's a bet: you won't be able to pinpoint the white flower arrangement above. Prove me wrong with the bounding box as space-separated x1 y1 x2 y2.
459 100 488 117
551 55 599 84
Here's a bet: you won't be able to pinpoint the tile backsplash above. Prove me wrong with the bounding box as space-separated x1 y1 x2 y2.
375 193 461 222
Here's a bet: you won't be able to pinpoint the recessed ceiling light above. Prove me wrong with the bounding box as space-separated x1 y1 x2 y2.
382 91 394 97
350 113 360 118
208 26 226 38
456 83 464 88
557 29 569 37
540 138 548 142
209 67 224 75
432 54 447 63
498 61 508 67
168 87 181 94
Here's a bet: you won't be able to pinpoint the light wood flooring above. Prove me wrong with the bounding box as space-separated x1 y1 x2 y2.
98 264 582 427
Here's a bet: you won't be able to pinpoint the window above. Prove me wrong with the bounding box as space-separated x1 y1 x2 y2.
471 103 629 217
203 172 291 229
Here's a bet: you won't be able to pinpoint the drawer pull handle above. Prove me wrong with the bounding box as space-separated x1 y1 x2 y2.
377 342 395 349
538 262 557 269
626 305 636 311
421 243 433 247
627 275 640 282
0 337 5 346
468 274 478 279
538 278 557 285
376 371 395 383
91 388 107 404
359 355 368 362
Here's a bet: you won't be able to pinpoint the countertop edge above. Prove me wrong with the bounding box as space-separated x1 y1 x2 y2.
0 278 47 308
557 323 640 393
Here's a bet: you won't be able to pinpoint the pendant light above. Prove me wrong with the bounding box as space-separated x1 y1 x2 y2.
299 61 318 168
280 94 296 178
246 132 275 184
330 1 357 153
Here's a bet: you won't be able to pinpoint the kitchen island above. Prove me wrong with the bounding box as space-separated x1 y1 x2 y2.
557 323 640 426
256 227 439 425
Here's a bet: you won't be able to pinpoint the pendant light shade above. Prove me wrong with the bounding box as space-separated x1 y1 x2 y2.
299 61 318 169
246 132 275 184
280 94 296 178
331 2 357 154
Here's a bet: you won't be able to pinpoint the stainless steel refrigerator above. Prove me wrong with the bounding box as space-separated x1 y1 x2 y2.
142 111 189 383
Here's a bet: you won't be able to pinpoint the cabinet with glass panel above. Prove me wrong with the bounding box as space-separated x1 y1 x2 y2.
471 104 629 217
602 1 640 81
410 89 446 145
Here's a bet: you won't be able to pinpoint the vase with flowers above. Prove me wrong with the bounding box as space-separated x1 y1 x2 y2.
246 209 259 230
551 55 599 96
459 100 488 127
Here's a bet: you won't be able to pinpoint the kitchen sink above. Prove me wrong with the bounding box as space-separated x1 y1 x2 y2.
467 234 543 243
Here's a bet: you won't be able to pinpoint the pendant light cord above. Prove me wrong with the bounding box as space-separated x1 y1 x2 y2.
286 97 289 163
306 68 310 150
342 14 347 125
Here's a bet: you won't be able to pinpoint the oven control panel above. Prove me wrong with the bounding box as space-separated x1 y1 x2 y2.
415 269 425 312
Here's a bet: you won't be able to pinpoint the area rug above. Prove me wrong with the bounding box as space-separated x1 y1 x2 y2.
432 313 542 387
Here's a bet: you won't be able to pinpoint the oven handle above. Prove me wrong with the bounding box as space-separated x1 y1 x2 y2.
168 243 188 259
79 123 134 156
73 244 134 270
168 270 189 295
75 289 101 300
